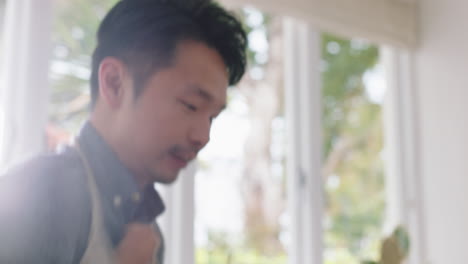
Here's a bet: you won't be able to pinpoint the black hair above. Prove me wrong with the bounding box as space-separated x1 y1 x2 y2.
90 0 247 107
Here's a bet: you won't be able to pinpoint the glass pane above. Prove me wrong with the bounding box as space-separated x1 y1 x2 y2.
48 0 118 147
195 7 288 264
321 33 386 264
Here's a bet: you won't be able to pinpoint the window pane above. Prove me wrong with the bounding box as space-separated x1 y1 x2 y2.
195 8 289 264
48 0 117 145
321 33 386 264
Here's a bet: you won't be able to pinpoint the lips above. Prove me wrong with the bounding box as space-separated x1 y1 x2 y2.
169 152 195 169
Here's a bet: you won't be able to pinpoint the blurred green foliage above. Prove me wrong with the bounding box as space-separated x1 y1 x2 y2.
50 0 117 132
321 33 383 263
196 247 287 264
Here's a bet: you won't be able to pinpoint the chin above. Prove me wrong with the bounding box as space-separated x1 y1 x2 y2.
152 171 179 184
157 177 178 184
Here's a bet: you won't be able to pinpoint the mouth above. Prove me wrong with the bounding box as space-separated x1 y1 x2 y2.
169 152 194 169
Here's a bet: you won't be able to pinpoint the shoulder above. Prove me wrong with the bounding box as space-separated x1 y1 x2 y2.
0 150 92 263
0 150 90 214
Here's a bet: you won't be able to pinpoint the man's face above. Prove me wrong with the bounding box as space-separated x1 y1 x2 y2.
115 41 228 184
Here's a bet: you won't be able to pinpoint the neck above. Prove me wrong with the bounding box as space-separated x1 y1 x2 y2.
89 114 150 191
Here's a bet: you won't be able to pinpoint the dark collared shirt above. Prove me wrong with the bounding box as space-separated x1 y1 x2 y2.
0 122 165 263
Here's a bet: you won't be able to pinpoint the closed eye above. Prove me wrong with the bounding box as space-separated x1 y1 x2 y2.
181 101 197 112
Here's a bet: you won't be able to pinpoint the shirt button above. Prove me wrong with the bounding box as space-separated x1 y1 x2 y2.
113 196 122 208
132 192 141 203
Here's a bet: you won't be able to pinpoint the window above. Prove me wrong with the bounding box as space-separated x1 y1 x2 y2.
194 8 289 264
48 0 118 142
321 34 386 264
193 10 390 264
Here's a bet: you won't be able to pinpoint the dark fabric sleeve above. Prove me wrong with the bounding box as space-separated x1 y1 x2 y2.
0 155 91 264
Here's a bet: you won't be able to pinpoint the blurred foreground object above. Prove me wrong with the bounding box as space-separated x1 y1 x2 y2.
362 226 410 264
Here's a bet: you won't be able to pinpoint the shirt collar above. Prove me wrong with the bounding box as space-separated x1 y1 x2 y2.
76 122 165 224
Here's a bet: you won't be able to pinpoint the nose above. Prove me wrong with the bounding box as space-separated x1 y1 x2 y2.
188 119 211 150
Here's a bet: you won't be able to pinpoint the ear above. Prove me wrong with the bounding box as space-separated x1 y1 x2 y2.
98 57 129 109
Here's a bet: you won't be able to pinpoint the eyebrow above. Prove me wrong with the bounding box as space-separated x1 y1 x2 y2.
186 84 226 111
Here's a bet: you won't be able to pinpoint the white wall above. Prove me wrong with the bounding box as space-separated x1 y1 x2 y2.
416 0 468 263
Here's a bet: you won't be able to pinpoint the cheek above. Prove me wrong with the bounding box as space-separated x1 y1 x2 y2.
132 107 181 151
130 96 195 152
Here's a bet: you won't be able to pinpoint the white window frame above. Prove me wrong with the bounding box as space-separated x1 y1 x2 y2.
162 19 429 264
283 17 324 264
154 6 427 264
158 162 196 264
382 47 427 264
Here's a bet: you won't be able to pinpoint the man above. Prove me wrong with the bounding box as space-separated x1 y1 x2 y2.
0 0 247 263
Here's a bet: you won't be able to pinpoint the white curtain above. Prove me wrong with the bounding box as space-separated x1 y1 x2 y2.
0 0 52 169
